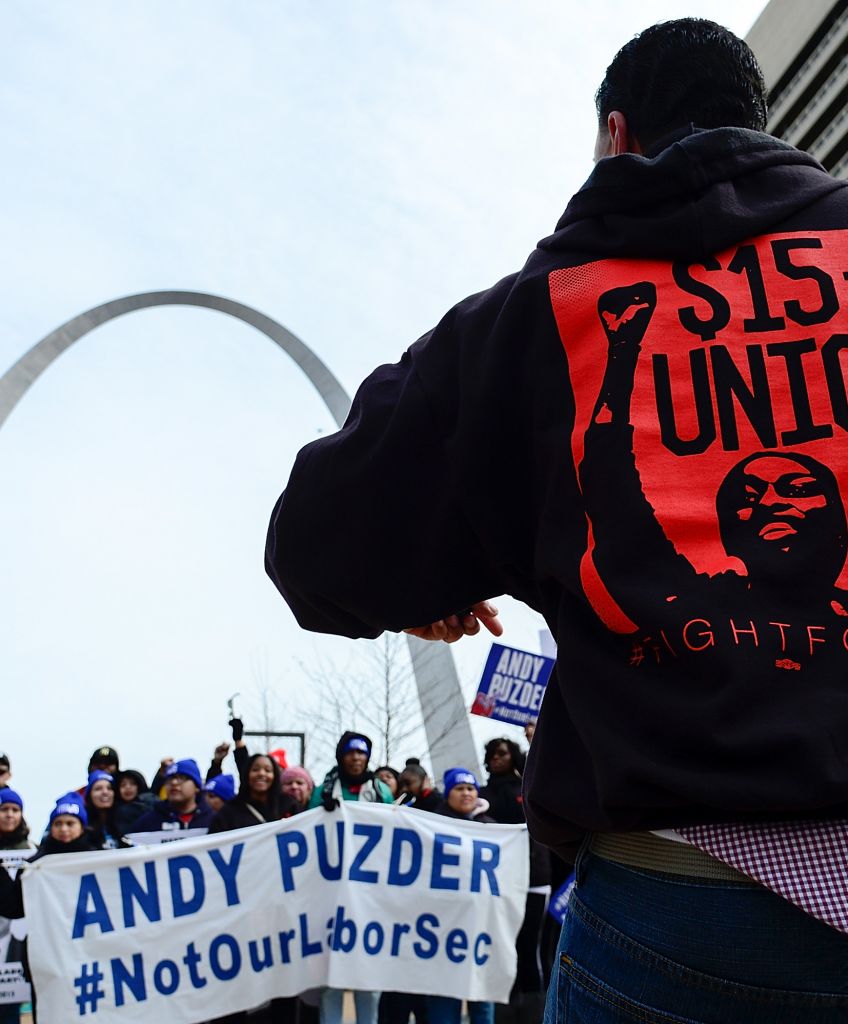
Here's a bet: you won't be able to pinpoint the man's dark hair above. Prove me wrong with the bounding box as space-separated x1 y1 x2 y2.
596 19 767 151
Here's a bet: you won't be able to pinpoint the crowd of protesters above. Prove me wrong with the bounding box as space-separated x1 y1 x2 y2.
0 721 560 1024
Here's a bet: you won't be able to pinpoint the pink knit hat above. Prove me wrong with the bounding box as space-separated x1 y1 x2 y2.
281 766 314 792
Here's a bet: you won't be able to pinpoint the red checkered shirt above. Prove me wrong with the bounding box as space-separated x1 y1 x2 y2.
674 822 848 934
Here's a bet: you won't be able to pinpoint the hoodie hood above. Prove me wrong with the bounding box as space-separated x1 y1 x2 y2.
118 769 149 794
540 128 846 263
335 731 374 786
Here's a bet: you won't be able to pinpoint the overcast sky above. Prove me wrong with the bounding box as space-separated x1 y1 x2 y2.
1 0 768 828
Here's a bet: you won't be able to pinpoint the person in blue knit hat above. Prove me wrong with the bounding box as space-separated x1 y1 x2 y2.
49 792 89 831
0 787 29 1024
0 794 97 1023
437 768 494 823
84 771 130 850
130 758 214 833
427 770 495 1024
308 731 394 811
0 789 34 853
202 773 236 814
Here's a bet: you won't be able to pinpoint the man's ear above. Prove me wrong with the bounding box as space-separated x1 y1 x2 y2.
607 110 641 156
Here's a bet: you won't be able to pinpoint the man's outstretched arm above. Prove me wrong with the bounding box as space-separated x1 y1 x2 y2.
265 270 575 640
265 304 509 639
403 600 504 644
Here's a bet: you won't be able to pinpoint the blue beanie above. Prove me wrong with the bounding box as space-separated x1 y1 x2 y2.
443 767 479 796
165 758 203 789
50 792 88 827
0 788 23 810
342 737 370 755
203 774 235 802
86 770 114 794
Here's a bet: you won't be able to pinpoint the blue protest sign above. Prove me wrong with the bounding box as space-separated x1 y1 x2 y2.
470 644 555 727
548 872 576 924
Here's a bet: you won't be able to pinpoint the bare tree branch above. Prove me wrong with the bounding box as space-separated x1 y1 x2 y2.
284 635 472 778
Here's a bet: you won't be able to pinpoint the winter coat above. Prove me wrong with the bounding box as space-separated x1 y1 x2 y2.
399 788 443 813
0 830 35 853
480 773 550 888
435 799 495 824
130 799 215 833
114 792 157 834
209 794 298 833
307 770 393 809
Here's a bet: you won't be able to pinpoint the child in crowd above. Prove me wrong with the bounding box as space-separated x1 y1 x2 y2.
202 774 236 814
114 769 156 832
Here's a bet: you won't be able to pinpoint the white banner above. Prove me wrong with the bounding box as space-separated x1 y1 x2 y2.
23 803 528 1023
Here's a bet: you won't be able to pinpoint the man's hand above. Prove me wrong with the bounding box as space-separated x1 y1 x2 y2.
213 741 231 763
404 601 503 644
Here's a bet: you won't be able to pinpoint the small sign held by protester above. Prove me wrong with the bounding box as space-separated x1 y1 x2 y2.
1 853 33 1007
125 828 209 846
0 963 29 1006
471 644 555 727
547 872 576 925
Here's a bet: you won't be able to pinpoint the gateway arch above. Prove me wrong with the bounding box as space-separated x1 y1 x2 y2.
0 290 480 777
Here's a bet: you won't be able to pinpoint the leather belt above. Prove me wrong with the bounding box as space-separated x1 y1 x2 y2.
589 831 758 884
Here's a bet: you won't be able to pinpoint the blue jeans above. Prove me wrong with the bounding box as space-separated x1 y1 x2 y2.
545 851 848 1023
321 989 380 1024
427 997 493 1024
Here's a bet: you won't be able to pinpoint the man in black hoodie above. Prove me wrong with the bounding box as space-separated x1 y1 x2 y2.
267 18 848 1019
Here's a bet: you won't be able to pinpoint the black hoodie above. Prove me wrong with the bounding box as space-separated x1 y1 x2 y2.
266 128 848 853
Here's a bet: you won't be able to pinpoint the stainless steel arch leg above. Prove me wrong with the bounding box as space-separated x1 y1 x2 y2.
0 291 479 777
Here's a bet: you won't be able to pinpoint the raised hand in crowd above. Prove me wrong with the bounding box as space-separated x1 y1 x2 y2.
149 756 175 798
206 740 231 784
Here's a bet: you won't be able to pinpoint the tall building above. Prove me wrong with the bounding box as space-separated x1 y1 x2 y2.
747 0 848 177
